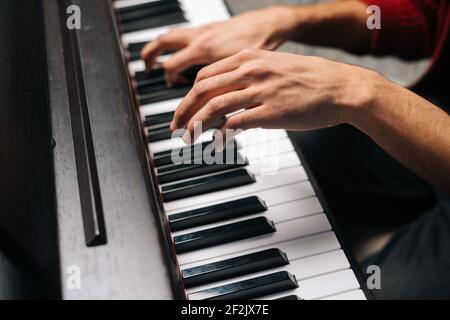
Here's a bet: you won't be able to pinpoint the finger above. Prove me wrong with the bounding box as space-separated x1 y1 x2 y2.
171 69 248 130
163 46 207 85
140 32 189 70
195 48 260 83
213 106 267 151
183 89 259 144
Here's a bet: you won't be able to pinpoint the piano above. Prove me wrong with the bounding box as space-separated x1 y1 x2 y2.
0 0 373 300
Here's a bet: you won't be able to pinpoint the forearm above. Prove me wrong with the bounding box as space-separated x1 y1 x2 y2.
348 76 450 194
275 1 371 53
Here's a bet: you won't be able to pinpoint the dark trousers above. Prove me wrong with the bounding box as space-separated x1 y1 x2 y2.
292 123 450 299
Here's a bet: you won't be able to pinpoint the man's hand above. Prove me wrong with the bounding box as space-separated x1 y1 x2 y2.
173 48 450 194
140 6 296 85
171 49 376 145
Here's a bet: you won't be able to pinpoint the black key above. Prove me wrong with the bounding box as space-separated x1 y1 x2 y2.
119 1 181 23
154 141 213 167
116 0 179 15
147 125 173 142
135 68 165 82
182 248 289 288
129 50 142 62
144 111 174 127
275 295 303 300
129 48 177 62
136 74 166 89
162 168 256 202
137 81 168 95
153 140 238 167
189 271 298 300
127 41 148 53
139 86 190 105
121 11 186 33
158 153 247 184
174 216 276 254
169 196 266 231
135 65 200 86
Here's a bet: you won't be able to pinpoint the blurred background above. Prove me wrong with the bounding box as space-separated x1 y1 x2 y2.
228 0 429 87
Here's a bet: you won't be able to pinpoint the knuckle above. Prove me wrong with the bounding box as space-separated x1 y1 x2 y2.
241 61 266 77
195 67 208 82
207 96 224 114
238 48 256 57
163 59 175 71
226 117 241 130
192 80 209 98
155 34 167 44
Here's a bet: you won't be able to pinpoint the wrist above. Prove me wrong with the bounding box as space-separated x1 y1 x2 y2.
339 69 394 128
265 5 306 43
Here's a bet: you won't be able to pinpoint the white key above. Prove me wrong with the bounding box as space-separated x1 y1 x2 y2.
235 129 287 148
149 130 214 154
180 0 229 26
164 166 308 212
241 139 295 163
177 213 332 266
187 249 350 295
139 98 182 119
149 128 286 155
181 231 340 270
320 289 366 300
121 0 229 44
114 0 161 10
157 151 300 186
259 269 360 300
128 54 171 75
170 195 322 237
167 180 316 215
247 151 300 175
122 24 188 44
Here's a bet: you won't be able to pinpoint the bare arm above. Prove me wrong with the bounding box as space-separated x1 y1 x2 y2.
351 80 450 193
280 1 370 53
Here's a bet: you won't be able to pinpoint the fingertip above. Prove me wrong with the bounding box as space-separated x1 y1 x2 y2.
182 131 192 145
170 120 176 131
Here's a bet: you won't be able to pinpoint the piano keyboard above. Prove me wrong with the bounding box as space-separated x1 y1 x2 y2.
114 0 367 300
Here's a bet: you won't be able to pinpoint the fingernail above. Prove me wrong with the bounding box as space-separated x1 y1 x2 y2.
182 131 191 145
165 74 173 88
212 131 225 152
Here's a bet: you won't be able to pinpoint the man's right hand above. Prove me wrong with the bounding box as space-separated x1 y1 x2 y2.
140 6 296 85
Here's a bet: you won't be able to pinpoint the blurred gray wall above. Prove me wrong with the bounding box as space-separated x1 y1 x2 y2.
227 0 429 87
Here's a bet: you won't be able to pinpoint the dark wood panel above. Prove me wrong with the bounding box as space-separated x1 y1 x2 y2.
45 0 179 299
0 0 60 298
